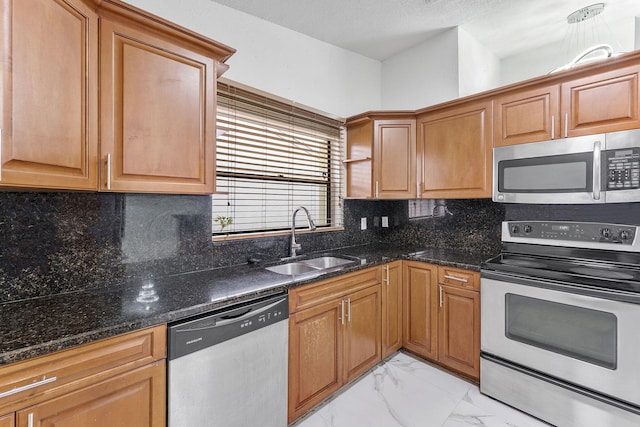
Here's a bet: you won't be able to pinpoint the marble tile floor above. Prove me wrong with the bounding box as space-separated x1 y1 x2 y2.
292 352 550 427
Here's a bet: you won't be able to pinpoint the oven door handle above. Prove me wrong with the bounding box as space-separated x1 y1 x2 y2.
592 140 601 201
481 269 640 304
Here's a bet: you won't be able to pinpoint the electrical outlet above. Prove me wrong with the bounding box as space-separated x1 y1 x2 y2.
382 216 389 228
360 217 367 230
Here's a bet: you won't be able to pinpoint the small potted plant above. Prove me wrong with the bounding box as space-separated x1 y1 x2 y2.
214 216 233 239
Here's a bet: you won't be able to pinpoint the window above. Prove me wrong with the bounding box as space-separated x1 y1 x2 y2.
213 81 344 237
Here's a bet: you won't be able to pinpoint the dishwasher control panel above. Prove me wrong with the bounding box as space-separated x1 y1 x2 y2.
168 292 289 360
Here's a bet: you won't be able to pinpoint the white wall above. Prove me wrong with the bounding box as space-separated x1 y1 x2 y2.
123 0 381 118
380 28 459 110
457 28 501 98
501 17 638 86
636 17 640 49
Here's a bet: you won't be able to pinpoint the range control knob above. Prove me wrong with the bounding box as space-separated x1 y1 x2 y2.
524 225 532 234
601 228 612 239
619 230 631 241
511 225 520 234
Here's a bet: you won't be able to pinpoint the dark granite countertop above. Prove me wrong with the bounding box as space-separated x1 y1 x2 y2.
0 244 496 366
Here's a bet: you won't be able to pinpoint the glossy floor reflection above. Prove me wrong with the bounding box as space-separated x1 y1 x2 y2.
292 352 550 427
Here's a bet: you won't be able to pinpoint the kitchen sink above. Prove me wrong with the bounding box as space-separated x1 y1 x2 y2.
265 262 318 275
265 255 359 278
300 256 356 269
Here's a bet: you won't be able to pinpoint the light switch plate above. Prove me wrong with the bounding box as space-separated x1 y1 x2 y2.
360 217 367 230
382 216 389 228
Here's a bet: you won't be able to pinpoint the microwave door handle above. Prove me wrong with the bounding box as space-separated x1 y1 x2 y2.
593 141 601 201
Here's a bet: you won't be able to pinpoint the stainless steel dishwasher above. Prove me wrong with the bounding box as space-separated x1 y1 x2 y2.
167 292 289 427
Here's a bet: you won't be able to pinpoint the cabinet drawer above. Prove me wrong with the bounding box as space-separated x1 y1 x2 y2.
438 267 479 290
289 267 380 313
0 325 165 414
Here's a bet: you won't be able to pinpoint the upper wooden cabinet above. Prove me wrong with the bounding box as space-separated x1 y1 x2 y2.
0 0 99 190
0 413 13 427
495 64 640 146
0 0 234 193
99 16 216 193
493 84 560 146
417 99 492 199
562 64 640 137
346 116 416 199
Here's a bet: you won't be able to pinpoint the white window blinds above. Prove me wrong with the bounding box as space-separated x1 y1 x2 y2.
213 83 344 236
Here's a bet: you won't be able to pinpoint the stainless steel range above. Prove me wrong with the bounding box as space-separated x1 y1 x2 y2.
481 221 640 427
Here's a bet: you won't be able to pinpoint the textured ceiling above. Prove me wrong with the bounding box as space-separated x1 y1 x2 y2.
210 0 640 60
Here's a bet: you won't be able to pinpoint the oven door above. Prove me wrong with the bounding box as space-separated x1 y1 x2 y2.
481 275 640 406
493 135 604 204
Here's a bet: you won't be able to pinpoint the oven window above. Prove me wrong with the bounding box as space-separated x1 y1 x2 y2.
498 152 592 193
505 294 617 369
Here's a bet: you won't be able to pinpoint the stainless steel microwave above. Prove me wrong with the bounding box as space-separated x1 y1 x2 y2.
493 129 640 204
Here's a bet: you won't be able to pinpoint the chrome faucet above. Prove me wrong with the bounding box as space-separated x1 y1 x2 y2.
290 206 316 258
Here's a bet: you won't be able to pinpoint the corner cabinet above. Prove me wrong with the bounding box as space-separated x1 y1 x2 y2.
402 262 480 380
0 0 235 193
417 99 492 199
0 326 166 427
0 0 99 190
345 116 416 199
288 268 381 422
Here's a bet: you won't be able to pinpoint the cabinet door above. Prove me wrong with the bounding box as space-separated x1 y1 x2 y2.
0 414 13 427
494 84 560 146
99 19 216 194
0 0 98 190
16 361 165 427
373 120 416 198
438 285 480 380
402 262 438 360
344 285 381 382
417 99 492 199
562 65 640 137
288 299 344 423
381 261 403 358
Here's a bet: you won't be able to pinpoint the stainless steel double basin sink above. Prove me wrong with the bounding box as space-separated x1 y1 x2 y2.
265 255 360 279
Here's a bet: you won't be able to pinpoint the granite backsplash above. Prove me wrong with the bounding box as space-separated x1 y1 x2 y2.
0 193 506 303
4 190 636 304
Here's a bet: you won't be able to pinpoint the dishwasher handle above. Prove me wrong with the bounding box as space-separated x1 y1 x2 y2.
168 292 289 360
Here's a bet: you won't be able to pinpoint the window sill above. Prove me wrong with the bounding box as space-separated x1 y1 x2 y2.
212 227 344 242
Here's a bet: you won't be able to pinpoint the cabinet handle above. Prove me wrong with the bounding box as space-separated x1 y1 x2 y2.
106 153 112 190
375 181 379 198
443 274 468 283
551 115 555 139
383 265 389 286
28 413 34 427
0 375 57 399
347 298 351 323
564 112 568 138
340 300 345 326
439 286 443 308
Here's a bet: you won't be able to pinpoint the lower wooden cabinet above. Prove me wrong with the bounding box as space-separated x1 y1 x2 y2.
16 362 165 427
402 262 438 360
403 262 481 380
0 326 166 427
288 268 381 422
0 414 14 427
438 285 480 378
381 261 403 358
